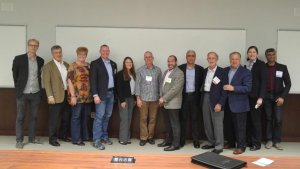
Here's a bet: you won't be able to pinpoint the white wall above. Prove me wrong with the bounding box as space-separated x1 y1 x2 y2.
0 0 300 64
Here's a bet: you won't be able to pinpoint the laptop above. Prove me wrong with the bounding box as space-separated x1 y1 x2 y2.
191 152 247 169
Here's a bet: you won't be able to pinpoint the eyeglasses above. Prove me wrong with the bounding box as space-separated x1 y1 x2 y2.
28 44 39 48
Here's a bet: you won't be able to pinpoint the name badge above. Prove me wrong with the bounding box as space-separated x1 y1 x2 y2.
165 77 172 83
212 76 221 84
146 76 152 82
276 71 283 78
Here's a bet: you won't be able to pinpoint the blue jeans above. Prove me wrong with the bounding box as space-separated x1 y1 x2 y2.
93 91 114 143
264 93 283 143
71 103 90 143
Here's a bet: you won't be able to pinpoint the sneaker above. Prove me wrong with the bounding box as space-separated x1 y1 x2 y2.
265 141 273 149
16 142 24 149
29 139 42 144
274 143 283 150
94 142 105 150
101 138 113 145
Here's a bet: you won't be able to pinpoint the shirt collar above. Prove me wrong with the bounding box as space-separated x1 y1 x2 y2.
208 66 217 72
249 59 257 63
53 59 63 65
101 57 110 64
27 53 37 61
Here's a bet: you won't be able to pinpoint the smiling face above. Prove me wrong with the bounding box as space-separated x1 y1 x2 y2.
144 51 154 66
167 56 177 70
124 58 133 70
100 45 110 60
207 52 218 68
52 48 63 62
247 47 258 61
266 51 276 64
230 52 241 69
77 51 87 63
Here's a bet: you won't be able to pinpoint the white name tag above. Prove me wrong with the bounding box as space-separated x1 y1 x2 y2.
146 76 152 82
276 71 283 78
165 77 172 83
212 76 221 84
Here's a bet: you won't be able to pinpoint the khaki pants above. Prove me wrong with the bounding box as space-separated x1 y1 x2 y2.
139 101 159 140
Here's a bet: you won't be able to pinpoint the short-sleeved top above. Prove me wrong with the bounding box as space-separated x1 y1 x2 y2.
67 62 93 103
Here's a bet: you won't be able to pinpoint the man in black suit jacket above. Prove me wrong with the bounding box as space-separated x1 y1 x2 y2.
245 46 267 151
90 44 117 150
12 39 44 149
264 48 291 150
178 50 204 148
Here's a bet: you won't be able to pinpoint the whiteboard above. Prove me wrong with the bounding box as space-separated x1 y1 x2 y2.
0 25 27 87
277 30 299 93
56 26 246 72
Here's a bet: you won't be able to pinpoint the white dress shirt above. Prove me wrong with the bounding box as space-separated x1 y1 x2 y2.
204 66 217 92
163 69 173 86
53 59 68 90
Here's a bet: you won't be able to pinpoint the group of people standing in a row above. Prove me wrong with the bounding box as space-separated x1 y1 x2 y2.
12 39 291 155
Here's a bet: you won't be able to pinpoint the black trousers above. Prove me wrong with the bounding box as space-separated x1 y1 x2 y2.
180 93 200 143
247 97 262 147
163 108 181 148
232 112 247 149
224 102 236 147
48 94 71 142
16 92 41 142
264 93 283 143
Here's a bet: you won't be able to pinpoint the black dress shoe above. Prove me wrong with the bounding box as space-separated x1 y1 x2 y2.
73 142 85 146
157 142 172 147
164 146 179 151
250 145 261 151
201 144 214 149
139 140 147 146
193 141 200 148
148 138 155 145
180 141 185 147
60 137 71 142
119 141 127 145
49 141 60 147
211 149 223 154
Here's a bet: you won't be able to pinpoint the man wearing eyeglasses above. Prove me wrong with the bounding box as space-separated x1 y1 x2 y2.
12 39 44 149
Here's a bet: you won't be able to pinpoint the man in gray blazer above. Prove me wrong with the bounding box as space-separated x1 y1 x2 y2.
158 55 184 151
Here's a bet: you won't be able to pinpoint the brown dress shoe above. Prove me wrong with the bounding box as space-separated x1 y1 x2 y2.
233 148 245 155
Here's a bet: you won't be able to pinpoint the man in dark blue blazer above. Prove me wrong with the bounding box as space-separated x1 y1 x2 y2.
12 39 44 149
264 48 291 150
90 44 117 150
223 52 252 155
201 52 227 154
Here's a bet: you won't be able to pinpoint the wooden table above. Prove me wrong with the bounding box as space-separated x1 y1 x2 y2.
0 150 299 169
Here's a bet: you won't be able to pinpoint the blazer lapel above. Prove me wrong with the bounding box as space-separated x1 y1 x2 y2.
231 66 242 84
51 60 64 83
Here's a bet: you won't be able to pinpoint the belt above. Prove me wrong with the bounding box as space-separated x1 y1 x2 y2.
185 92 196 96
108 88 114 91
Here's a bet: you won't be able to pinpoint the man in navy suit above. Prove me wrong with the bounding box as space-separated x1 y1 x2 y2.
201 52 227 154
90 44 117 150
264 48 291 150
223 52 252 155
